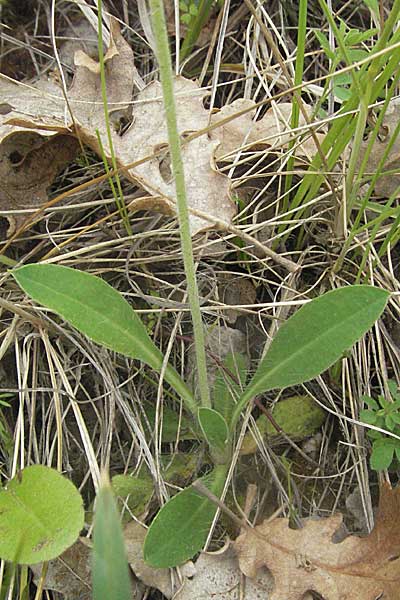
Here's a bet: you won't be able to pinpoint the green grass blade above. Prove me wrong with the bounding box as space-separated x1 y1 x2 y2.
92 474 131 600
213 352 248 426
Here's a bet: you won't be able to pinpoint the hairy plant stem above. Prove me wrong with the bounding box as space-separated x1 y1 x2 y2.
149 0 211 409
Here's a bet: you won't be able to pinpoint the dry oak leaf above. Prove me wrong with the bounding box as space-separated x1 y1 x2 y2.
0 129 78 237
1 19 234 236
361 98 400 198
234 482 400 600
210 98 324 162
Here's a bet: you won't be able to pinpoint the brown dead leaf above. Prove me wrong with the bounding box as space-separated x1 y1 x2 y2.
361 98 400 197
31 536 145 600
124 521 174 598
1 19 234 236
210 99 324 162
218 272 257 324
234 482 400 600
177 546 274 600
0 130 78 237
30 539 92 600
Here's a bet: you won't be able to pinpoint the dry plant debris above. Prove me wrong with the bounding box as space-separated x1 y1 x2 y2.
210 98 324 162
176 546 274 600
0 131 78 236
30 540 92 600
0 18 325 238
234 482 400 600
361 98 400 197
1 18 234 236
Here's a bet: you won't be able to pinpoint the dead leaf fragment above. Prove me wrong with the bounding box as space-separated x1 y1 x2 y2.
31 536 145 600
0 131 79 237
361 98 400 197
218 272 257 324
30 539 92 600
210 100 324 162
1 19 235 236
124 521 174 598
234 482 400 600
177 546 274 600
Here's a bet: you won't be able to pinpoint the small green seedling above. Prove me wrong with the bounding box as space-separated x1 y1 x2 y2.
360 380 400 471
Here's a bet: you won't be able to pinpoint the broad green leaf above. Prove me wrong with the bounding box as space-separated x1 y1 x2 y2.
240 395 326 455
198 407 229 451
13 264 163 371
243 286 388 400
360 409 378 425
92 474 131 600
112 475 154 523
143 465 226 567
371 440 395 471
0 465 83 564
213 352 248 424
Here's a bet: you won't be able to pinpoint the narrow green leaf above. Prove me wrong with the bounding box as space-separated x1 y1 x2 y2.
213 352 248 425
198 407 229 451
92 474 132 600
244 286 388 399
143 465 226 567
0 466 84 564
13 264 163 370
12 265 197 414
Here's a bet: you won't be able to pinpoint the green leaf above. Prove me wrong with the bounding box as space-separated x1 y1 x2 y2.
386 414 396 431
92 474 132 600
13 264 163 371
390 413 400 425
213 352 248 425
361 394 379 410
388 380 400 399
143 465 226 567
240 395 326 455
112 475 154 523
12 265 196 414
344 28 377 46
370 439 395 471
144 404 197 442
0 466 84 564
198 407 229 451
314 29 335 60
243 286 388 400
181 13 192 24
360 409 378 425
